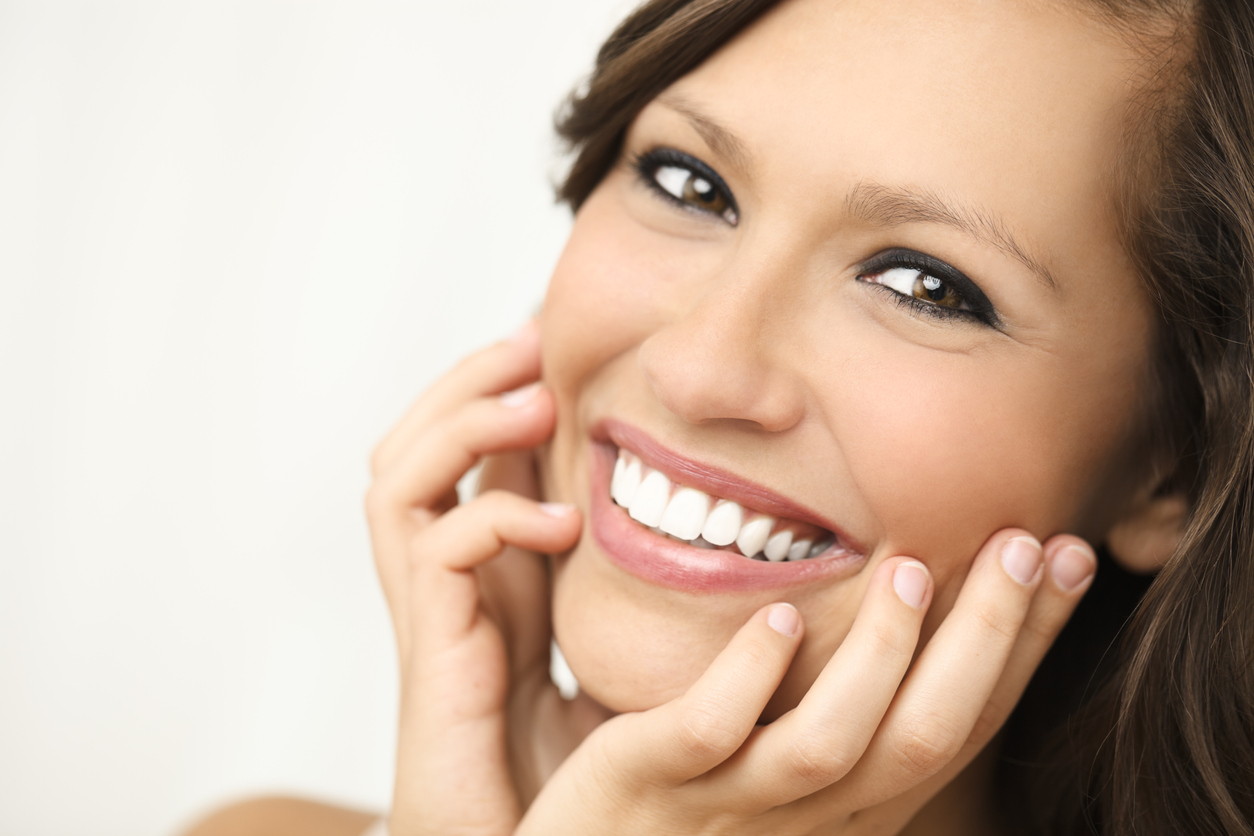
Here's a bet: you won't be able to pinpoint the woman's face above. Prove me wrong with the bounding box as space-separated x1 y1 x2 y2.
539 0 1154 714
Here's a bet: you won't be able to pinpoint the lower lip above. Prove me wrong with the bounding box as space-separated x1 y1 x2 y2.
588 442 867 593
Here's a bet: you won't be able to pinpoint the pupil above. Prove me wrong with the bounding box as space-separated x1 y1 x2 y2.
921 275 947 301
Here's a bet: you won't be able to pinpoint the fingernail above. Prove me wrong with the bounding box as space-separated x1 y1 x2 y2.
767 603 800 636
500 382 541 407
1051 543 1096 592
509 319 539 343
539 502 575 517
1001 535 1043 585
893 561 929 609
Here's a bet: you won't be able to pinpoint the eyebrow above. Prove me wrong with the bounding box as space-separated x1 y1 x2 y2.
654 97 1058 292
656 93 753 172
845 181 1058 291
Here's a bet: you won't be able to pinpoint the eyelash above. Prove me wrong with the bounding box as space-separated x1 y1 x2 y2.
632 148 740 225
631 149 998 328
857 250 999 327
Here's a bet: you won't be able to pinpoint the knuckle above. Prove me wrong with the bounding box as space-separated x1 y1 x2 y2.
974 604 1021 645
867 620 911 659
737 636 778 670
676 702 743 760
890 710 963 778
787 735 854 786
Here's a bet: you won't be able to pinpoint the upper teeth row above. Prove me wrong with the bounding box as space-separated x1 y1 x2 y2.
610 449 829 561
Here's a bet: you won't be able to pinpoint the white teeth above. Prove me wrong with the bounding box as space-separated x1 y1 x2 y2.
612 454 643 508
736 515 773 560
701 500 742 546
628 470 670 528
612 448 832 561
765 530 793 562
659 488 710 541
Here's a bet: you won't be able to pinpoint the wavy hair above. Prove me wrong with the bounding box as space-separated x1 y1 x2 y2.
554 1 1254 832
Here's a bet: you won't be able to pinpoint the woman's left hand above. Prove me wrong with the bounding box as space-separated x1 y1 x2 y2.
514 529 1096 835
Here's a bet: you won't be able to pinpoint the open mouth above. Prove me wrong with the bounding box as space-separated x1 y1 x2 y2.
585 420 866 592
610 447 836 562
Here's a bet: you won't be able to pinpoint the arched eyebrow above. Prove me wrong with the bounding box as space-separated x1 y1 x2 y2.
656 93 753 173
845 181 1058 291
654 96 1058 292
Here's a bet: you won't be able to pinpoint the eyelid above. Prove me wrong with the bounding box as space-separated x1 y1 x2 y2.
632 147 740 223
859 248 1000 327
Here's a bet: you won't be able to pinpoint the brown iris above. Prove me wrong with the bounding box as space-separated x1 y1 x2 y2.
913 272 964 308
683 173 732 216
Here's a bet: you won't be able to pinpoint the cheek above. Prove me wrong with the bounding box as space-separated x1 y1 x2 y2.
830 337 1137 591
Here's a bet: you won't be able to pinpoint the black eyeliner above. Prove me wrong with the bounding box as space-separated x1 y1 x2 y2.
859 247 1000 327
631 147 740 222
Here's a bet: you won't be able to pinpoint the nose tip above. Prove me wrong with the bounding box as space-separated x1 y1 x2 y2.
637 304 806 432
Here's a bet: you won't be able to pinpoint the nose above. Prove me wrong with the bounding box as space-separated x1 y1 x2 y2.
637 265 807 432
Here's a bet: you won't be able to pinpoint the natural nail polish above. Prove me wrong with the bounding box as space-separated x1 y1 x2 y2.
893 561 930 609
1002 535 1043 585
1051 543 1097 591
500 382 541 407
767 603 801 636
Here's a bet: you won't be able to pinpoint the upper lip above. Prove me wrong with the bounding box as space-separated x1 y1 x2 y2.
593 418 867 556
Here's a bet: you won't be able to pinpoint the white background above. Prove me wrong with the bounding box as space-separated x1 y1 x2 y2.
0 2 632 834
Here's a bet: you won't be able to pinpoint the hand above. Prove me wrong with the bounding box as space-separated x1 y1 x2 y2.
366 321 598 836
515 529 1097 835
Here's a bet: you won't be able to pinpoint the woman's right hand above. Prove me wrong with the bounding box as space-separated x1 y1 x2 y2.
365 321 585 836
515 529 1098 836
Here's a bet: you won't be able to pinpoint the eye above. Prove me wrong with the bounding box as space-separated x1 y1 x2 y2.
866 267 969 310
634 148 739 225
857 248 999 327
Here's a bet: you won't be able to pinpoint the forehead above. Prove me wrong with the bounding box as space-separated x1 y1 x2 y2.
665 0 1141 279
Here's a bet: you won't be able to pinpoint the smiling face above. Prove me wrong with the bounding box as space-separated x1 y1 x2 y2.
538 0 1156 715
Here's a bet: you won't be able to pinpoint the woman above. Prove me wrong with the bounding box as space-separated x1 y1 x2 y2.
187 0 1254 833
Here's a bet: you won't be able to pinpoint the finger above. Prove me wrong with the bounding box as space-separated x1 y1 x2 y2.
367 383 556 536
370 320 541 476
885 535 1098 818
726 558 932 807
959 535 1096 752
832 529 1044 807
608 603 805 786
476 451 554 673
408 490 582 654
366 385 556 625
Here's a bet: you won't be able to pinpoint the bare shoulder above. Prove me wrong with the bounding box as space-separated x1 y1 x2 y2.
179 795 380 836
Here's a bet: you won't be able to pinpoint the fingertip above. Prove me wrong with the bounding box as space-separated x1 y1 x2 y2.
766 602 802 637
1046 538 1097 593
508 318 540 345
500 381 543 407
891 559 931 609
1001 534 1044 586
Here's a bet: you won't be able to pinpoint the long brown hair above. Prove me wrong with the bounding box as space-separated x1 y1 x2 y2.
554 0 1254 833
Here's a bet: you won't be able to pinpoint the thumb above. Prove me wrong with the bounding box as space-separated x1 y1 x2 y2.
607 603 805 786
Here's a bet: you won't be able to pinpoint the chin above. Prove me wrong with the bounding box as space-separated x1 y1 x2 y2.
546 420 875 717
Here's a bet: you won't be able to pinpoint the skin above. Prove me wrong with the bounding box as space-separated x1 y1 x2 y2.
186 1 1177 835
540 0 1153 718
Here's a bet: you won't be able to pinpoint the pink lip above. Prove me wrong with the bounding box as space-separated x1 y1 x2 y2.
588 420 868 593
